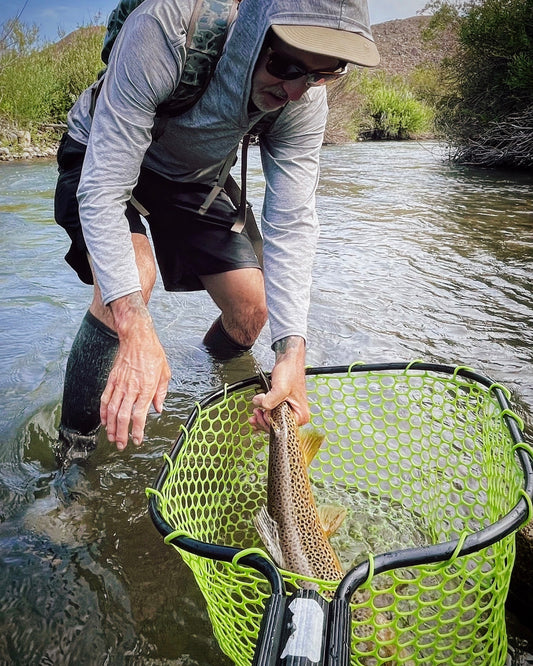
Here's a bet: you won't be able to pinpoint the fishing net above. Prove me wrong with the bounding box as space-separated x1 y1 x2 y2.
147 362 532 666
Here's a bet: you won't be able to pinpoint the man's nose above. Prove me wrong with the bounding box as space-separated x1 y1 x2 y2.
281 77 309 101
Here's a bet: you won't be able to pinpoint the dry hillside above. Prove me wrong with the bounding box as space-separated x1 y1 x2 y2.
371 15 456 76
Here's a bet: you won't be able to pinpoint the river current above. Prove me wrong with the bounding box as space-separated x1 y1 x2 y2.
0 141 532 664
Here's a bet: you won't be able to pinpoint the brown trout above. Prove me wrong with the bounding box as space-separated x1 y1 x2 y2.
254 399 346 584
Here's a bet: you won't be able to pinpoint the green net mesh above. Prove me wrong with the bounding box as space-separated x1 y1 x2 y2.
150 365 529 666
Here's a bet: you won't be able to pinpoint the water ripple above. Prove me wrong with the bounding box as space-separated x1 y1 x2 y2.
0 144 532 662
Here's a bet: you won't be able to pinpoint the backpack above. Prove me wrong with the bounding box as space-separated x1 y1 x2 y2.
97 0 240 117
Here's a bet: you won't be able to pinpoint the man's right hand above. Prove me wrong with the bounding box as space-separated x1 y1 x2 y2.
250 335 309 432
100 292 171 450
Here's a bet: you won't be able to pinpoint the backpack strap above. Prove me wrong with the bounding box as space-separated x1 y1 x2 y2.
198 143 239 216
91 0 239 124
225 135 264 268
156 0 240 117
226 134 250 235
186 0 240 49
101 0 146 64
199 107 285 267
197 134 262 266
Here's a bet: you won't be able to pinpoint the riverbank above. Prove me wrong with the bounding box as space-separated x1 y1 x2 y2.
0 118 63 160
0 120 435 161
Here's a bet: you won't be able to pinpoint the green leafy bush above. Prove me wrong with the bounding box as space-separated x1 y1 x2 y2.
349 72 435 140
427 0 533 166
408 63 449 107
454 0 533 119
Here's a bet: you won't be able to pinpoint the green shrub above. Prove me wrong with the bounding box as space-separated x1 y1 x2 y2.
349 72 435 140
46 27 106 120
426 0 533 166
409 63 449 106
427 0 533 129
454 0 533 120
0 17 40 60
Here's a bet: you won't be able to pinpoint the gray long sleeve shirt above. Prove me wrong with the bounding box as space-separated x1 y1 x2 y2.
66 0 336 344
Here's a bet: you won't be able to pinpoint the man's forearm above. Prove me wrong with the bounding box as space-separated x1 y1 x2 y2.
273 335 306 361
109 291 153 338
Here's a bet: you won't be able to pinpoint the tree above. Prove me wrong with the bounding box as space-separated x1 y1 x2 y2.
427 0 533 167
0 17 40 73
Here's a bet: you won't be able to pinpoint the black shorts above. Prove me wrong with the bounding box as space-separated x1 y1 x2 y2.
54 133 260 291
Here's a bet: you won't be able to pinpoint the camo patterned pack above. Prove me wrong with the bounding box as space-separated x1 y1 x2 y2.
100 0 240 117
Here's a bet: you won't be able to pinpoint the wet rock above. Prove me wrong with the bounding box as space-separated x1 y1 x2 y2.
0 137 60 161
17 130 32 148
0 118 62 161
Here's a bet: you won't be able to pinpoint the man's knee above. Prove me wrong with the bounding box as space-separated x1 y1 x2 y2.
201 267 267 350
229 302 267 346
203 302 267 360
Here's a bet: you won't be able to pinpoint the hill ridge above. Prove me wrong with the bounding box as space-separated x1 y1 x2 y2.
371 15 456 76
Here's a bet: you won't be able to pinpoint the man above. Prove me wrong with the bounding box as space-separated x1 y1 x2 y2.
54 0 379 462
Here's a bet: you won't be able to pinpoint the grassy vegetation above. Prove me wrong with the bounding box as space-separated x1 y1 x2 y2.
347 71 435 140
0 18 104 154
3 3 526 166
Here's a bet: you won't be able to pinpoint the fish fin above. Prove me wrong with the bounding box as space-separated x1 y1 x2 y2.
254 506 286 569
317 505 347 538
299 429 325 468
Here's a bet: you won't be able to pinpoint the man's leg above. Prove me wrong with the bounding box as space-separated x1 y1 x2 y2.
56 234 156 465
200 268 267 359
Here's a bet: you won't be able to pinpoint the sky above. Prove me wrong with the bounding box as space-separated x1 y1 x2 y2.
2 0 430 44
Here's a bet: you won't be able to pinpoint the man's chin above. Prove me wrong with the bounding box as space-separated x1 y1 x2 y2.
252 92 287 113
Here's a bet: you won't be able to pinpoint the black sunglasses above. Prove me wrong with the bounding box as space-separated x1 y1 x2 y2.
265 48 347 87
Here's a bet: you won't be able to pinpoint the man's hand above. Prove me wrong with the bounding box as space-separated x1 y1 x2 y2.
250 335 309 432
100 292 171 450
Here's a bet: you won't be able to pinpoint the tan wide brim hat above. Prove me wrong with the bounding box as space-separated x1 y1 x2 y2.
271 24 380 67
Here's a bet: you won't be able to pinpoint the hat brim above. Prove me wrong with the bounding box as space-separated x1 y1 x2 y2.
271 24 380 67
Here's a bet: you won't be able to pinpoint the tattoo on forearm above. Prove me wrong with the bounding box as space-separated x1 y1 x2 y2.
273 336 304 358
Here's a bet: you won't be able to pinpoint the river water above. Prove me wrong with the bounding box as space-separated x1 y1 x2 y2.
0 141 532 665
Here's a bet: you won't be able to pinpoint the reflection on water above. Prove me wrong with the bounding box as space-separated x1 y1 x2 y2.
0 143 532 664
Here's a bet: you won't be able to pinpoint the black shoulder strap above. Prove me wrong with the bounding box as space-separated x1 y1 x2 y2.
199 108 285 268
225 135 263 267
